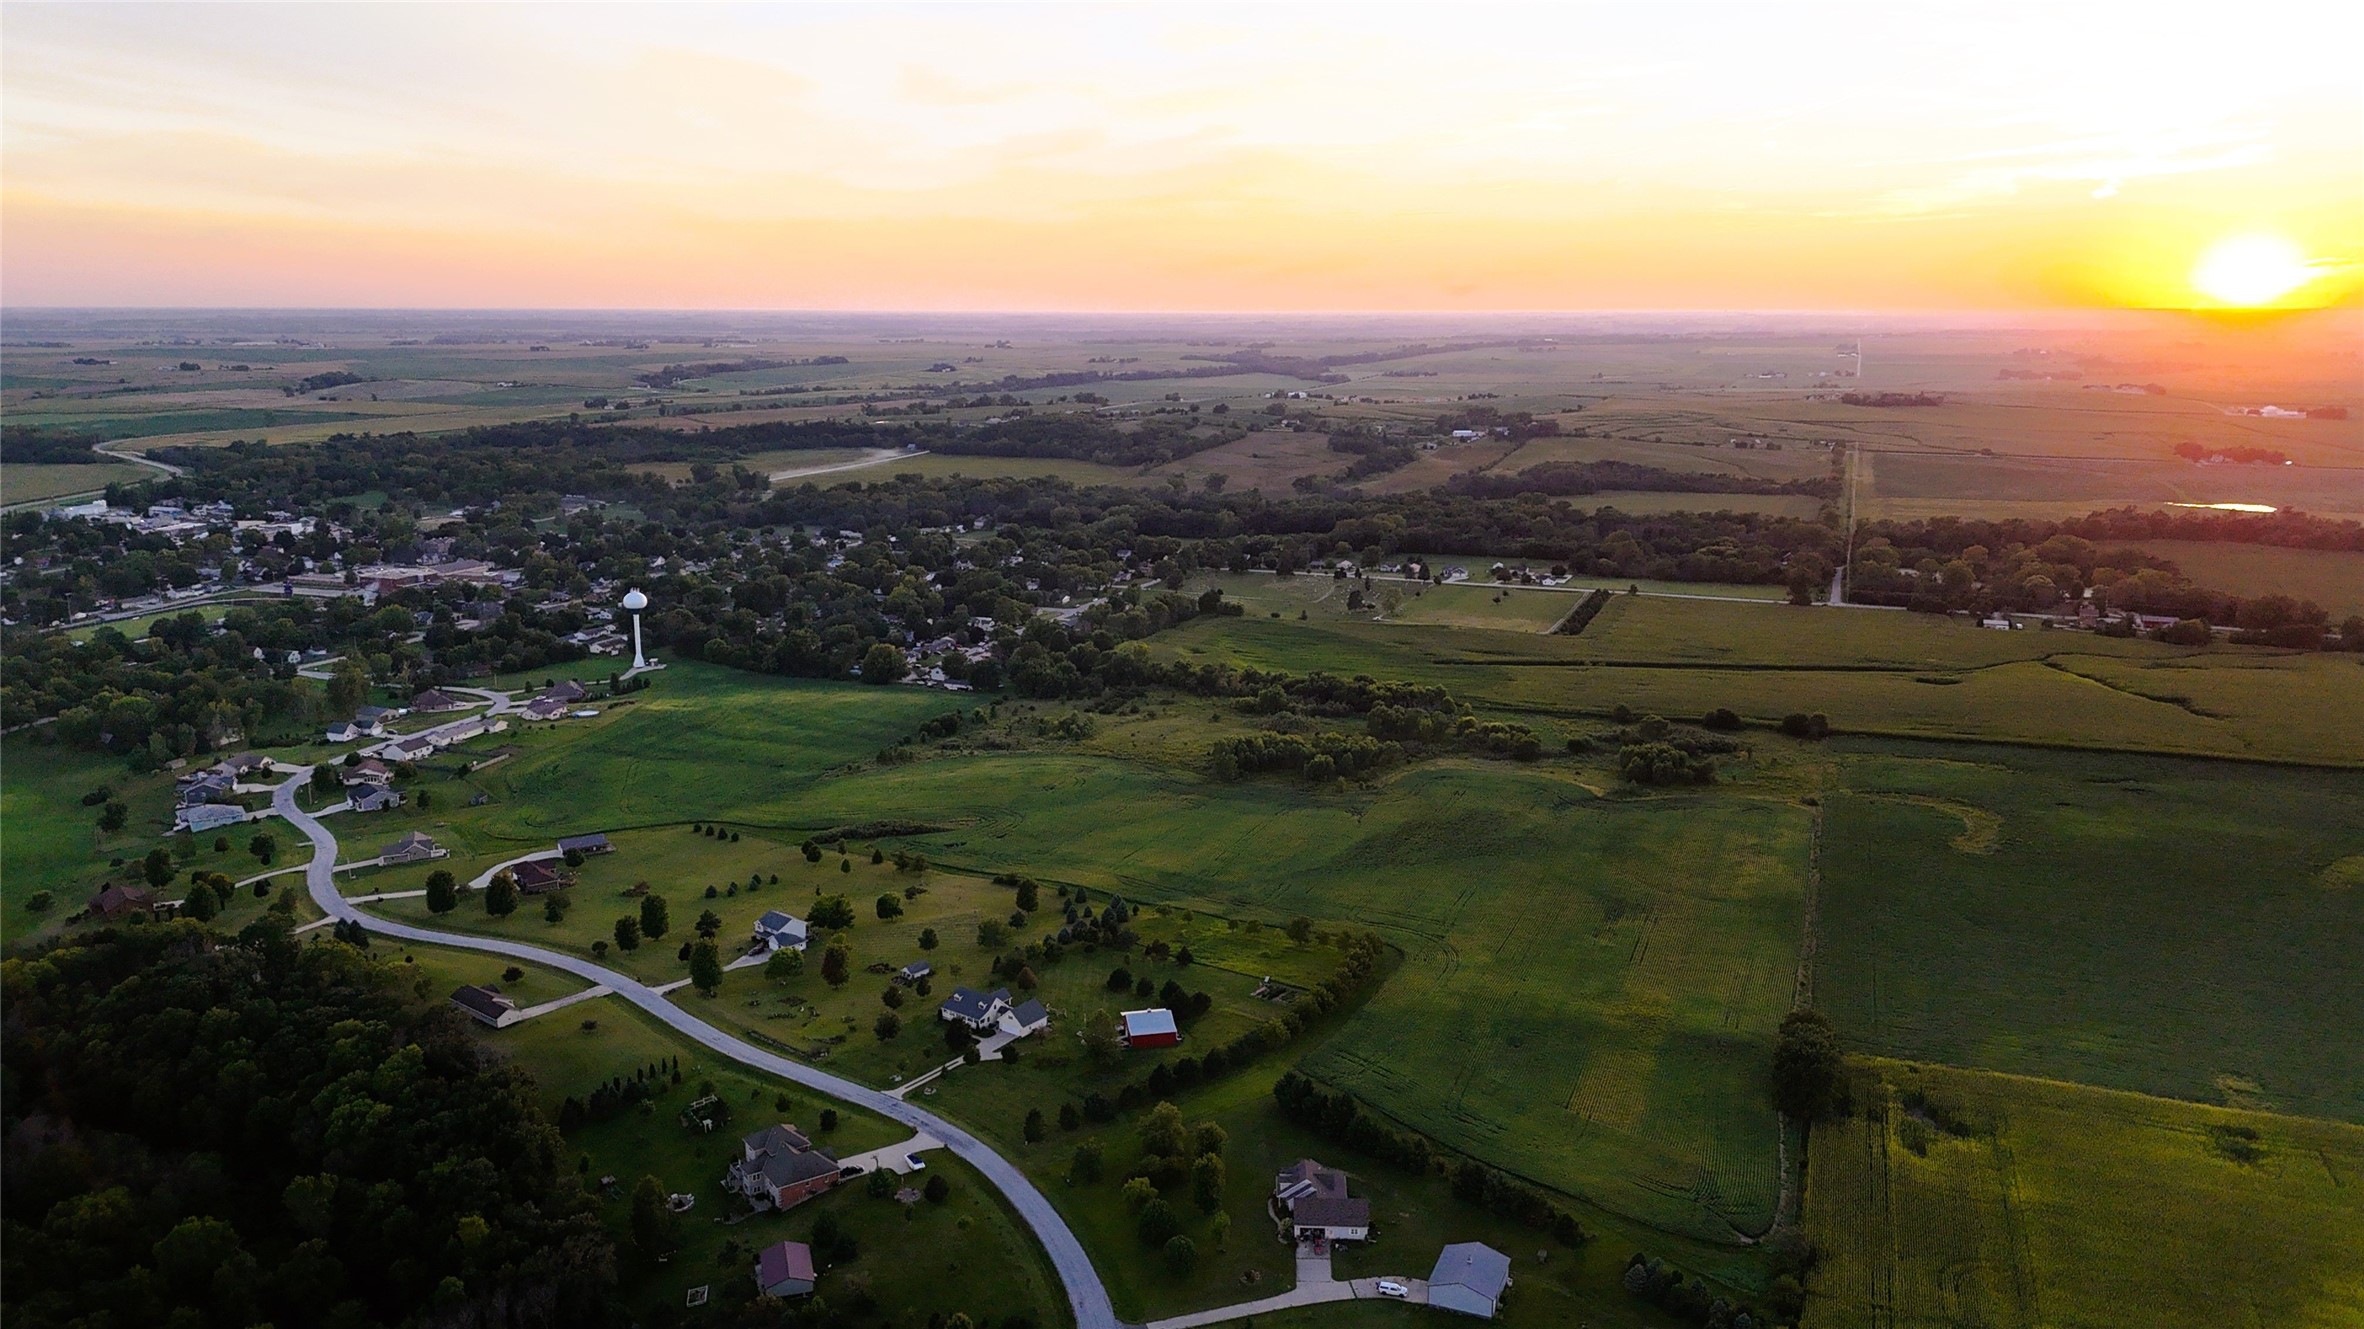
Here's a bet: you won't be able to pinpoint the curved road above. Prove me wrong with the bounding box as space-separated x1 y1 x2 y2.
272 772 1121 1329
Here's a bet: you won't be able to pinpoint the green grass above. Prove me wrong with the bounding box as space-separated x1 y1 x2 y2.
1802 1059 2364 1329
2138 539 2364 619
1814 743 2364 1124
1384 583 1576 631
0 735 201 943
380 938 1062 1325
1 461 153 505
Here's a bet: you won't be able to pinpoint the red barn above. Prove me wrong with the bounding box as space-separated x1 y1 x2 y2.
1120 1008 1180 1049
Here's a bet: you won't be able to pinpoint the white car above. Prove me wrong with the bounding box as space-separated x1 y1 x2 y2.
1376 1280 1409 1299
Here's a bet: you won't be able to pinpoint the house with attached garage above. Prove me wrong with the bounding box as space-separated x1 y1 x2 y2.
725 1124 841 1212
507 859 571 894
1004 998 1050 1036
349 786 404 813
557 833 611 856
1272 1158 1371 1242
380 831 447 864
753 910 809 952
341 759 394 788
938 986 1011 1033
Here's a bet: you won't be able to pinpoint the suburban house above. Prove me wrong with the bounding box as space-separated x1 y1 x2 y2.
176 802 248 834
1120 1008 1181 1049
938 986 1012 1032
87 884 157 921
354 704 401 727
449 984 523 1028
895 961 933 985
410 688 466 712
350 786 404 813
556 833 611 855
381 831 447 864
724 1124 842 1211
753 1240 817 1299
176 770 235 806
1272 1159 1371 1242
342 759 394 787
1427 1242 1513 1319
217 752 277 780
521 697 569 721
508 859 571 894
539 680 588 703
325 721 369 743
1006 998 1051 1035
753 910 810 952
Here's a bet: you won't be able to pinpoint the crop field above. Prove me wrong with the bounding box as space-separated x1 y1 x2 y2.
2136 539 2364 617
1802 1059 2364 1329
1150 611 2364 764
1814 744 2364 1124
1 461 156 504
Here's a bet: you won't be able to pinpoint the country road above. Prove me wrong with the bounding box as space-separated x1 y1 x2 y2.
271 771 1123 1329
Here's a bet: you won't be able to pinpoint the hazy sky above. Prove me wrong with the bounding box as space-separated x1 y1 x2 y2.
4 2 2358 311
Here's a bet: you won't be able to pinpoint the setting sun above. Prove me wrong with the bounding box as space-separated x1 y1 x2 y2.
2190 233 2317 307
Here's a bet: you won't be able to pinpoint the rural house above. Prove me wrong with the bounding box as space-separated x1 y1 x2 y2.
350 786 404 813
86 884 157 921
538 680 589 703
753 1240 816 1298
725 1124 842 1211
342 759 393 787
381 831 446 864
1005 998 1050 1036
753 910 809 952
556 833 611 855
1272 1158 1371 1241
508 859 570 894
1120 1008 1180 1049
1427 1242 1512 1319
938 986 1011 1032
449 984 522 1028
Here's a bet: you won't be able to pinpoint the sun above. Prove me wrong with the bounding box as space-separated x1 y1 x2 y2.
2189 233 2316 307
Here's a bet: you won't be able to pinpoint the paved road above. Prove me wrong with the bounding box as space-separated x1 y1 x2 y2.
271 771 1122 1329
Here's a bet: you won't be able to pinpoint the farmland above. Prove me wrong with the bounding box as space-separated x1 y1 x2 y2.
1801 1059 2364 1329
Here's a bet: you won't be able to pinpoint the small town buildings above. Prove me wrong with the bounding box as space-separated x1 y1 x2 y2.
449 984 522 1028
87 884 157 920
557 833 611 855
350 786 404 813
725 1124 841 1211
508 859 570 894
1428 1242 1513 1319
939 986 1012 1032
895 961 933 985
753 1240 816 1299
1120 1008 1180 1049
176 803 248 834
381 831 447 864
410 688 466 712
753 910 809 952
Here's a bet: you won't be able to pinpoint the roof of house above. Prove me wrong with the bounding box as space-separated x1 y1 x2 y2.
1010 998 1049 1027
755 1240 815 1289
940 986 1011 1023
1121 1008 1179 1038
355 704 396 722
353 787 401 810
384 831 441 857
344 759 393 783
541 680 589 701
1429 1243 1512 1299
1290 1195 1372 1229
556 833 610 852
743 1123 813 1156
219 752 271 773
509 859 566 888
411 688 462 710
90 884 156 916
1276 1158 1349 1201
899 960 933 978
754 910 806 936
449 985 517 1019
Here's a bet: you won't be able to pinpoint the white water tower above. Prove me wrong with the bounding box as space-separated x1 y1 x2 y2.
622 588 649 669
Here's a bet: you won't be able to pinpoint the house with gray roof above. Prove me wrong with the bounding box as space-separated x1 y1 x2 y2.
938 986 1011 1032
725 1124 841 1211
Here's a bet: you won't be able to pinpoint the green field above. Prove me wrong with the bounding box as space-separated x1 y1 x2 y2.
1813 745 2364 1124
1802 1060 2364 1329
2138 539 2364 619
1 461 153 505
1384 582 1580 631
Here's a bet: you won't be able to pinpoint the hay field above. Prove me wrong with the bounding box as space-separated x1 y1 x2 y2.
1 461 152 505
2138 539 2364 617
1815 746 2364 1123
1802 1060 2364 1329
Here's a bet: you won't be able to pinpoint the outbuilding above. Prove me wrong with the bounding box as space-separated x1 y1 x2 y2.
1120 1008 1180 1049
754 1240 816 1298
450 984 522 1028
1428 1242 1512 1319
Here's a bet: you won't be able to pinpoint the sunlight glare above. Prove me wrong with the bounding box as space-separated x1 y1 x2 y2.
2190 234 2316 307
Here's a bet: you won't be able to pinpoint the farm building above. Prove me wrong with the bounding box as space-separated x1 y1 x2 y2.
939 986 1012 1032
725 1124 841 1212
895 960 933 985
449 985 521 1028
753 1240 816 1298
1427 1242 1512 1319
1120 1008 1180 1049
753 910 809 952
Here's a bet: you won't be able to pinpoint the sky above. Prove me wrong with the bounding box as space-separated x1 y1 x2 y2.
3 1 2359 312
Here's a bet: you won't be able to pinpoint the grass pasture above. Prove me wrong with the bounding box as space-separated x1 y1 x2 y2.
1 461 154 505
1815 745 2364 1124
1383 582 1576 631
1802 1059 2364 1329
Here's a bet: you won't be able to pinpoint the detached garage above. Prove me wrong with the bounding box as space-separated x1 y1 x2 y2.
1428 1242 1511 1318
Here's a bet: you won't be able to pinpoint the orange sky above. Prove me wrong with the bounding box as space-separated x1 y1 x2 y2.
3 3 2358 311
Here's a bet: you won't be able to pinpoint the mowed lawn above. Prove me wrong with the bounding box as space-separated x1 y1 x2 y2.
1802 1059 2364 1329
1383 582 1575 631
1814 744 2364 1125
